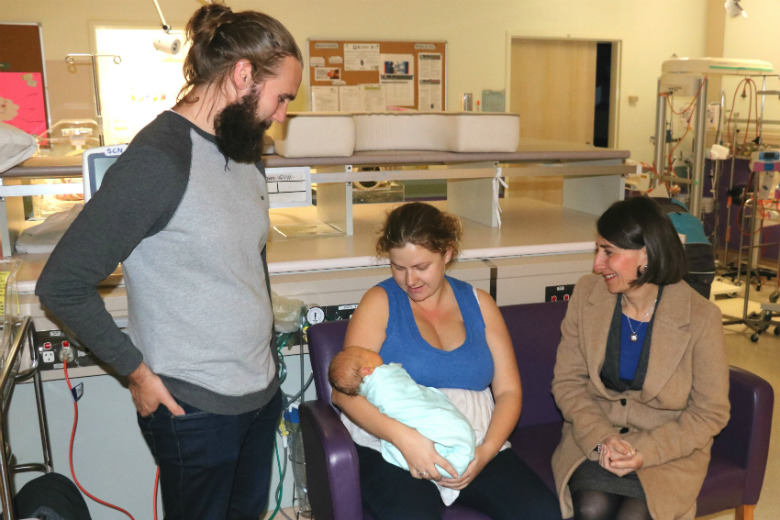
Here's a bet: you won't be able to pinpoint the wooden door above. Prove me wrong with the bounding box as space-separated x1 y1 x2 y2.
510 38 597 143
508 39 598 203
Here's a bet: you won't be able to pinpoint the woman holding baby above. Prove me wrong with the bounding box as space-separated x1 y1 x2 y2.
331 201 560 520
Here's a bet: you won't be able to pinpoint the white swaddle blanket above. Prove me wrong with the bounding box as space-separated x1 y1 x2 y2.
348 363 508 505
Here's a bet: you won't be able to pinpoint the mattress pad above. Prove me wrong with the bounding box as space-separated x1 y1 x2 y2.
268 112 520 158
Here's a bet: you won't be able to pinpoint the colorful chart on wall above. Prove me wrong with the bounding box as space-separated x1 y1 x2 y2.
0 72 47 135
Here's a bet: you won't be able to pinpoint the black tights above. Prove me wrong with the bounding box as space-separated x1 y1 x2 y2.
572 489 652 520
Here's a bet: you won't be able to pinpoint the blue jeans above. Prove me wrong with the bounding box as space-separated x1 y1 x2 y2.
138 389 282 520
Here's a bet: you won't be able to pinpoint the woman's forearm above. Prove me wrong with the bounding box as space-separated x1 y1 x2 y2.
479 389 521 457
332 390 410 444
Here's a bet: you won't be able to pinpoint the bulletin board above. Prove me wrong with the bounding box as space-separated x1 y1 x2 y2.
307 39 447 112
0 23 48 135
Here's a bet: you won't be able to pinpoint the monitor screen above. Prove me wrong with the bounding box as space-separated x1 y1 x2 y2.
82 144 128 202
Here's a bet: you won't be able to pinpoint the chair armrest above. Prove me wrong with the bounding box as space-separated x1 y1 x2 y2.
712 366 774 504
299 400 363 520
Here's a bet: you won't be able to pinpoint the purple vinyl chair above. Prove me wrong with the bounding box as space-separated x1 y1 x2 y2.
300 301 773 520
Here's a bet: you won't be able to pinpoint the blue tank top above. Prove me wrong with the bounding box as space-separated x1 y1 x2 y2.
377 275 494 390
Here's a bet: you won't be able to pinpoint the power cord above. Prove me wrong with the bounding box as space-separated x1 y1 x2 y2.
63 359 137 520
154 467 160 520
272 315 314 520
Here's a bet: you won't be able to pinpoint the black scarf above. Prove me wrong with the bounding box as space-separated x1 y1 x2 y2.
600 285 664 392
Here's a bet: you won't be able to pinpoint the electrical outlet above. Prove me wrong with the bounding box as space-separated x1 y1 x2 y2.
35 330 94 371
545 284 574 303
324 303 358 321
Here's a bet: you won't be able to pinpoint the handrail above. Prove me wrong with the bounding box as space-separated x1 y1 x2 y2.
0 317 31 409
0 316 53 520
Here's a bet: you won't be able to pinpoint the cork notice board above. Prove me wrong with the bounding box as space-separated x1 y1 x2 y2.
307 39 446 112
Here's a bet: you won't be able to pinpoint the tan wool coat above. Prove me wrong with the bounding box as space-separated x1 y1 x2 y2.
551 274 730 520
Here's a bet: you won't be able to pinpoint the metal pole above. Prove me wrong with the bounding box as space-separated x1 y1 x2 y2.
29 321 53 474
742 174 760 322
0 424 12 520
90 55 105 147
65 54 121 147
759 76 766 145
723 130 739 272
152 0 172 31
690 77 709 219
653 79 667 186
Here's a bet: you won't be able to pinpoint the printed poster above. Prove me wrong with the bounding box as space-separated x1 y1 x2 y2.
0 72 46 135
380 53 414 107
344 43 380 71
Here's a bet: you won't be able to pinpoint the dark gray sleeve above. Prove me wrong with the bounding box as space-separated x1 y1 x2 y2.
36 145 188 375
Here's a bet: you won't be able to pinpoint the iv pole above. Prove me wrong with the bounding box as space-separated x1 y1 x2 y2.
64 54 122 147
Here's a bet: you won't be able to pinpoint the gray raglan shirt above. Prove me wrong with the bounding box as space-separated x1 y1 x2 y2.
36 110 279 415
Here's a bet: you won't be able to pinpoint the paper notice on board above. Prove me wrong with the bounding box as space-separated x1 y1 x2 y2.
315 67 342 82
339 86 361 112
360 84 386 112
419 53 442 81
419 80 442 111
344 43 380 71
418 53 443 111
312 86 340 112
380 53 414 107
382 80 414 107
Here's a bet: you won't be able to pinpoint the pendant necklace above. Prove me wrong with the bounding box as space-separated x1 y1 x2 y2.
623 298 657 342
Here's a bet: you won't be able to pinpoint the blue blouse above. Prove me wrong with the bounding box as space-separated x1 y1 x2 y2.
619 316 648 381
377 275 494 390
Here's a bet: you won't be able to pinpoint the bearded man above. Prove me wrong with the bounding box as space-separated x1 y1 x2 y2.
36 4 302 519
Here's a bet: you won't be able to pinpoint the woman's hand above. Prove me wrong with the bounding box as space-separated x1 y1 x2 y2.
395 428 457 481
438 444 493 490
599 434 643 477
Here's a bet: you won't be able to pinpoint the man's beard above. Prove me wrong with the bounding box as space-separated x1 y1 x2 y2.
214 87 271 164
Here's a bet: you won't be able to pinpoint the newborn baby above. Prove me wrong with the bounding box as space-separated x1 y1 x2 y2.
329 345 476 505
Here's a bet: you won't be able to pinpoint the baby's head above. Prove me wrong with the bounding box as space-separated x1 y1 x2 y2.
328 346 384 396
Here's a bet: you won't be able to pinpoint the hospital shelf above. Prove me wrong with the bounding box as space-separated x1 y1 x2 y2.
262 141 632 234
1 138 631 252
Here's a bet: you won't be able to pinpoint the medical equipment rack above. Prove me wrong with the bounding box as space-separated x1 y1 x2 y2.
720 164 780 341
0 316 53 520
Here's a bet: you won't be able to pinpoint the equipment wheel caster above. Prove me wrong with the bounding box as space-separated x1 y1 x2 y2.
751 333 760 343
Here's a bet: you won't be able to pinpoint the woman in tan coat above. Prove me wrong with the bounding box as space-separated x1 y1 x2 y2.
551 197 730 520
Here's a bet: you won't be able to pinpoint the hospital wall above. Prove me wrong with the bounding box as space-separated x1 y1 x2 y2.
1 0 755 164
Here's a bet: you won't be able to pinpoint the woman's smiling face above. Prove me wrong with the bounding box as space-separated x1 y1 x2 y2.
593 235 646 294
388 242 451 302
